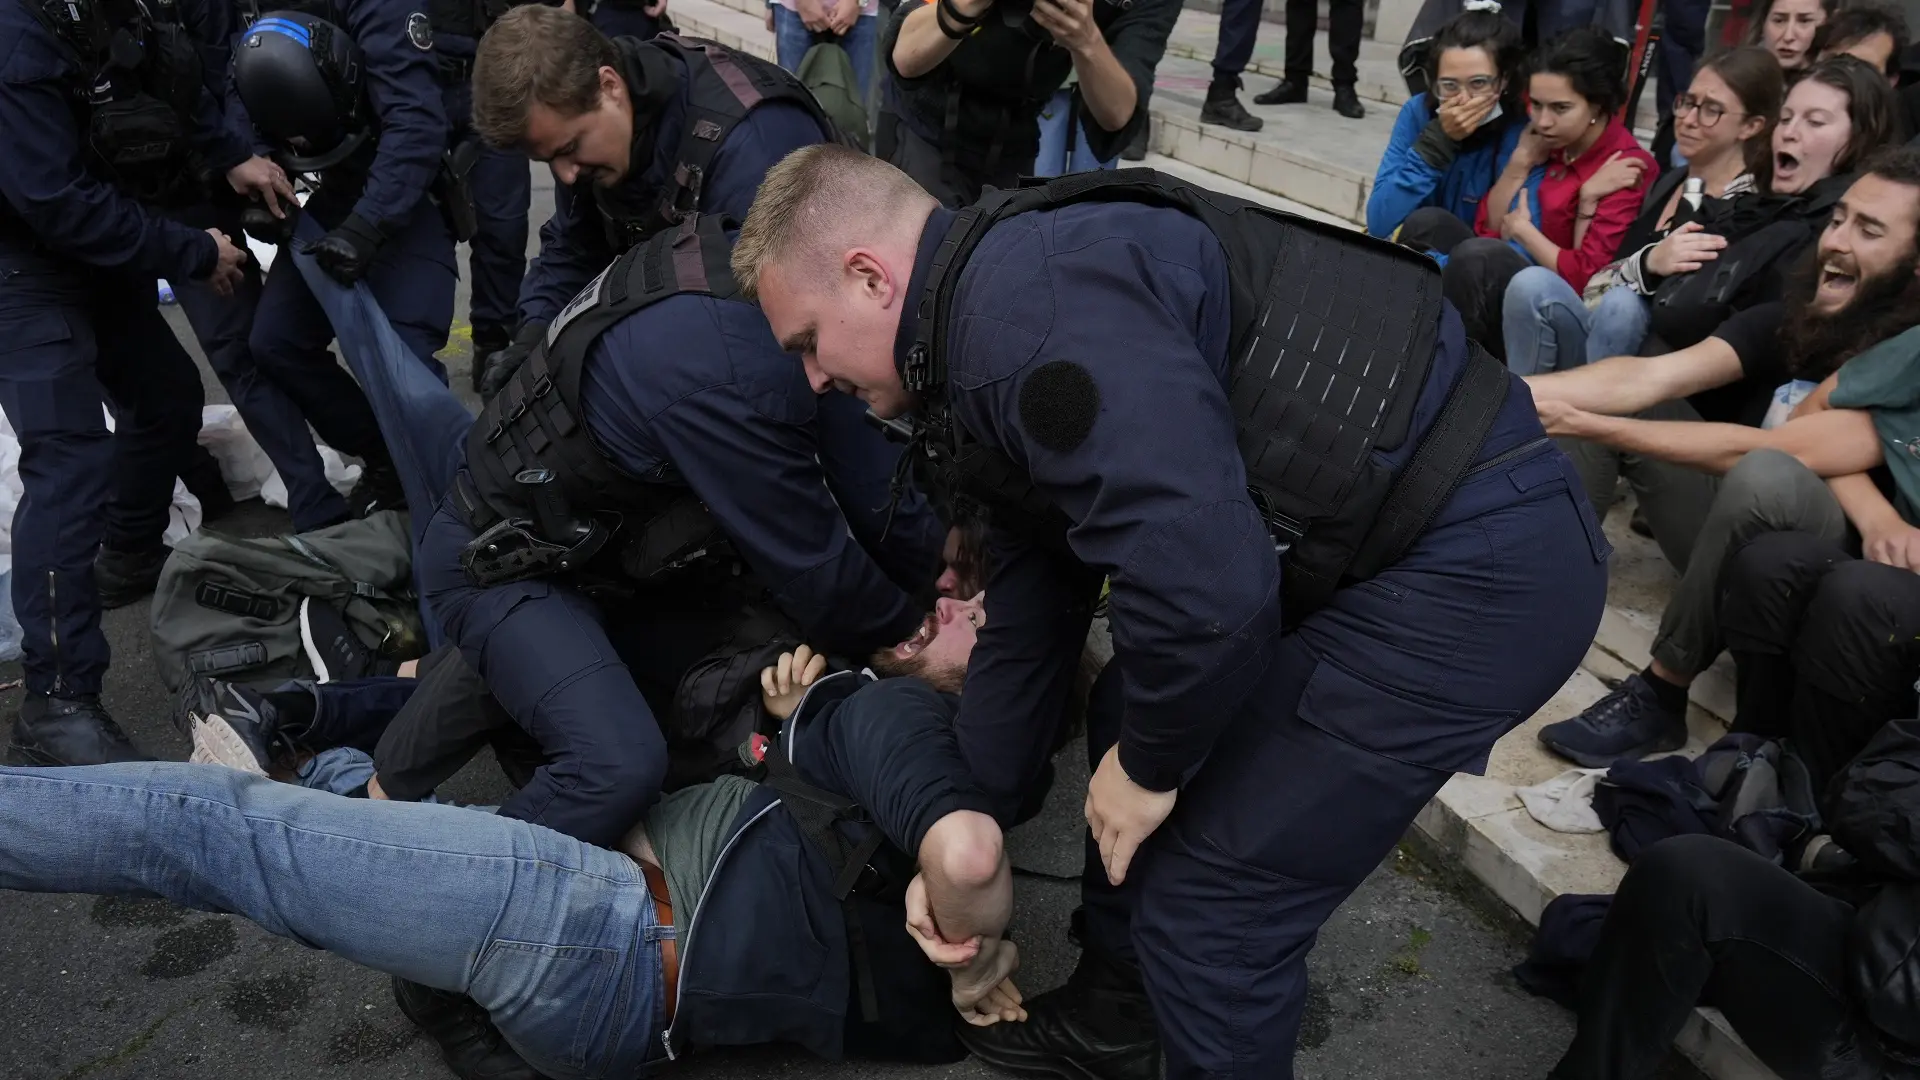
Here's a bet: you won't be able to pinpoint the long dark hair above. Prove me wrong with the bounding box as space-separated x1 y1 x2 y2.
1797 54 1901 175
1696 46 1785 190
1426 9 1527 116
1531 26 1631 120
1743 0 1839 50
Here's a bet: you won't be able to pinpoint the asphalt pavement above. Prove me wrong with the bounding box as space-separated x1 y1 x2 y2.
0 171 1702 1080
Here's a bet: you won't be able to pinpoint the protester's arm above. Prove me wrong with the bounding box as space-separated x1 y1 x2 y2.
1480 143 1536 237
1829 472 1920 569
1537 401 1885 476
892 0 991 79
1525 333 1749 415
1556 180 1647 290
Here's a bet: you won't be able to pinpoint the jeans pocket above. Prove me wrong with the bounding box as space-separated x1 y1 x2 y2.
470 940 620 1077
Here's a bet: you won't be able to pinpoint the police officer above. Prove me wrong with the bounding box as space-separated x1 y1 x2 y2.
466 3 836 395
736 145 1612 1079
575 0 669 41
0 0 284 765
230 0 460 512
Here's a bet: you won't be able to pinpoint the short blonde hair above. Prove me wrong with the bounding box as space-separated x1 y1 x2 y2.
733 144 936 298
473 6 620 151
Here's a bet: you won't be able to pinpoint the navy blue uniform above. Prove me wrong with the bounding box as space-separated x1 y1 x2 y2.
437 35 529 349
907 203 1611 1077
417 293 943 847
241 0 457 485
0 0 254 699
520 40 829 326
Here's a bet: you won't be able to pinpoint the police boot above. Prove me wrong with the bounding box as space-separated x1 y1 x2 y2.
1201 77 1265 133
8 693 153 766
1253 77 1309 105
392 977 552 1080
94 545 170 609
957 946 1160 1080
1332 85 1366 119
470 323 512 395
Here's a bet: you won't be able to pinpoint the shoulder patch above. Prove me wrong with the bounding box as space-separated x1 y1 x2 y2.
406 12 433 51
1018 361 1100 454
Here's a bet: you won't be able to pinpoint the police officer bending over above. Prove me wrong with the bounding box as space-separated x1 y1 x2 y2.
736 145 1612 1079
467 3 835 395
0 0 287 766
229 0 461 513
880 0 1177 207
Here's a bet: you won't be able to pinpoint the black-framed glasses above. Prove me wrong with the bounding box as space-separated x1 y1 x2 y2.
1435 75 1499 98
1673 93 1749 127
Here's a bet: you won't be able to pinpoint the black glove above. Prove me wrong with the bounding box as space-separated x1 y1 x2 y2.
306 213 385 285
241 198 301 247
478 321 549 399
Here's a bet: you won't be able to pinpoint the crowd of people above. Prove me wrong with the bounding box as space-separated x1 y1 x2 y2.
0 0 1917 1076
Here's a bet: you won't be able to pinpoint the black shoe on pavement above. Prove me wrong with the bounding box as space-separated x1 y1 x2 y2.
1538 673 1689 768
1201 77 1264 132
8 693 153 766
957 950 1160 1080
177 677 301 775
94 546 169 610
393 977 550 1080
1253 77 1309 105
1333 85 1366 118
346 461 404 519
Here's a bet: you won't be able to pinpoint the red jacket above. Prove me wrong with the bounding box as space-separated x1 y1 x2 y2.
1476 119 1657 291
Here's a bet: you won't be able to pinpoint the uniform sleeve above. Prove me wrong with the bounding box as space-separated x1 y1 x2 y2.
341 0 448 231
1556 152 1658 291
623 312 926 654
0 35 217 279
1079 0 1178 163
699 101 829 223
812 389 945 600
517 184 611 325
950 236 1284 795
1367 99 1445 238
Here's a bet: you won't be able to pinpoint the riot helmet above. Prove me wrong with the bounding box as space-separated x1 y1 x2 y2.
232 11 369 172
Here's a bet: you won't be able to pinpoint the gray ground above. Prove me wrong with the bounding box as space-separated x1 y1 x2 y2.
0 172 1699 1080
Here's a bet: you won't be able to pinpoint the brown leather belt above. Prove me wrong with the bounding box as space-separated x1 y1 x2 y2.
642 861 679 1023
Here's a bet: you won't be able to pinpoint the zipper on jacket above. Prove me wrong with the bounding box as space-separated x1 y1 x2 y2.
659 799 782 1060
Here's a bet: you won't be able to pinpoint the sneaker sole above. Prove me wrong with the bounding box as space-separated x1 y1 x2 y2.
190 716 269 776
1538 726 1690 770
298 598 335 684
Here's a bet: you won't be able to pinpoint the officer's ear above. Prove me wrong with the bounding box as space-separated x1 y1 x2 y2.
598 65 627 114
844 248 898 305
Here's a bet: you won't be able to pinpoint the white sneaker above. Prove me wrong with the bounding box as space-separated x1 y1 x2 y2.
188 716 267 776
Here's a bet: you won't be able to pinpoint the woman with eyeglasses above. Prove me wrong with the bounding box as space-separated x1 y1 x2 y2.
1502 47 1784 375
1366 9 1526 246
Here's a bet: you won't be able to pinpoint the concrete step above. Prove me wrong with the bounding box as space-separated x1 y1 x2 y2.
1161 9 1411 108
669 0 779 57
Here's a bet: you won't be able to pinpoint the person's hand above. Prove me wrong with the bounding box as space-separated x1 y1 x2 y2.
1436 91 1498 142
1864 521 1920 570
1084 744 1176 886
948 940 1027 1027
478 322 548 398
1499 188 1535 242
226 155 294 219
1031 0 1099 52
1512 125 1552 169
644 0 668 14
796 0 830 31
205 228 247 297
759 643 828 721
1580 150 1646 204
1535 398 1600 438
305 213 383 285
904 872 981 964
826 0 859 36
1645 222 1727 277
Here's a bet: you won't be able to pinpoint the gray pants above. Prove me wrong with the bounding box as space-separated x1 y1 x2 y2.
1561 399 1724 573
1646 449 1849 679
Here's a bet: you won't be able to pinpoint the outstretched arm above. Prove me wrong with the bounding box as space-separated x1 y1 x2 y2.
1537 400 1885 477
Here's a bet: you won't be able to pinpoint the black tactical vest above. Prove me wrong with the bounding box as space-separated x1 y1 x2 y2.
451 214 739 593
907 169 1511 620
589 34 841 252
24 0 208 206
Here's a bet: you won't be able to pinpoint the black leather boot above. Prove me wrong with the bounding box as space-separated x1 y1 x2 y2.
1333 85 1366 118
1254 77 1309 105
392 977 550 1080
957 947 1160 1080
1200 76 1264 132
8 693 152 766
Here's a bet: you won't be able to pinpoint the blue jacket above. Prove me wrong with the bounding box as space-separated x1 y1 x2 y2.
1366 94 1524 240
663 671 987 1063
0 0 253 279
899 202 1536 816
518 38 830 325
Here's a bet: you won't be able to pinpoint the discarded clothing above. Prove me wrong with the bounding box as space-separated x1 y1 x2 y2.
1518 767 1609 833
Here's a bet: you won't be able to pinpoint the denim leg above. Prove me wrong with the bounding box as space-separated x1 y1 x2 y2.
843 14 876 101
1033 89 1074 177
773 5 810 72
0 762 667 1079
1583 286 1653 364
1502 265 1593 376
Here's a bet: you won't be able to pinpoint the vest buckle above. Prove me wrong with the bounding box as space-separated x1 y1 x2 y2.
904 343 931 393
1252 490 1306 556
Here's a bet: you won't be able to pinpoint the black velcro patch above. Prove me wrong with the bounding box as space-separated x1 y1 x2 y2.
1018 361 1099 454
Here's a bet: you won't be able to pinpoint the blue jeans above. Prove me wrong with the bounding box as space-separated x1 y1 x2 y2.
1032 89 1118 178
0 762 668 1078
1501 265 1653 376
772 6 876 102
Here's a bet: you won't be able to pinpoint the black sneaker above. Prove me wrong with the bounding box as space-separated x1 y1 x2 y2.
299 597 393 683
177 678 296 775
1333 86 1366 119
1253 77 1309 105
8 693 153 766
1201 77 1264 132
1538 673 1688 768
346 462 404 519
392 977 551 1080
957 950 1160 1080
94 546 169 609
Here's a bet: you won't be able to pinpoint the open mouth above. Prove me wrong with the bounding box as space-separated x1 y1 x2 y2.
1775 150 1801 178
893 615 938 660
1818 260 1858 299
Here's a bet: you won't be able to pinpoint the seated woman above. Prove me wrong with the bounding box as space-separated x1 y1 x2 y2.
1368 9 1527 247
1441 27 1657 361
1502 47 1783 376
